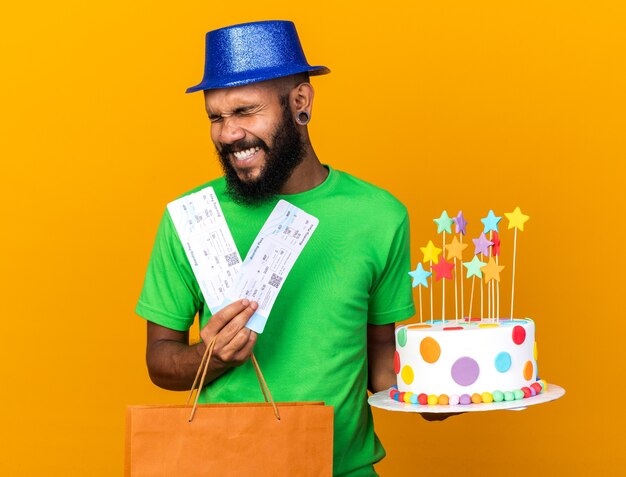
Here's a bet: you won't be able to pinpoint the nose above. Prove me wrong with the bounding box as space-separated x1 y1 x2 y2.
218 116 245 144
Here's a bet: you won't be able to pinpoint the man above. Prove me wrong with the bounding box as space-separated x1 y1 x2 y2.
136 20 415 476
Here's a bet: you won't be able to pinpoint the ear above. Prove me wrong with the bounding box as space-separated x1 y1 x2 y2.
290 82 314 115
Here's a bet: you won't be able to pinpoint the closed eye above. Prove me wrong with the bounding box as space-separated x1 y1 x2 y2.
232 105 261 116
207 104 263 123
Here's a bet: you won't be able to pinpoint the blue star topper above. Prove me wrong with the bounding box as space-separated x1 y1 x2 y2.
408 263 432 288
481 210 502 234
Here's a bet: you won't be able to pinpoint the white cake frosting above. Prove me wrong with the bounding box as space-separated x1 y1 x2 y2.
394 318 538 399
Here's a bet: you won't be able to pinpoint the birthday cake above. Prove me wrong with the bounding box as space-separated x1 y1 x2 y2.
391 208 547 406
392 318 545 405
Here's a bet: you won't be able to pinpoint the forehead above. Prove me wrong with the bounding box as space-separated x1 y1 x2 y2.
204 82 281 113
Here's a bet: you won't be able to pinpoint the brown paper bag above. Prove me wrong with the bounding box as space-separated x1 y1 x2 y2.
126 341 333 476
125 401 333 476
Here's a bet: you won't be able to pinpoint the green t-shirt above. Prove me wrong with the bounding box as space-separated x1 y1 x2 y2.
136 166 415 476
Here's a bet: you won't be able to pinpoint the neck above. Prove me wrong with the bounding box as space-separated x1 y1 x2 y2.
279 146 328 195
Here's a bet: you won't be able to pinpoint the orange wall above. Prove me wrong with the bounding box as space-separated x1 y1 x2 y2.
1 1 624 475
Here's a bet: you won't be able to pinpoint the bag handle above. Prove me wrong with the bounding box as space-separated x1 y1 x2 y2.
187 336 281 422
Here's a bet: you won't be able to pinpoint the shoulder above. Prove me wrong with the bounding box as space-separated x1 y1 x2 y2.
333 169 408 222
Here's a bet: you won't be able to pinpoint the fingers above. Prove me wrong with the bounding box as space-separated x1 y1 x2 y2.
214 327 257 367
207 299 256 332
215 329 258 367
200 299 257 341
421 412 465 421
199 299 259 367
218 301 258 344
230 331 258 363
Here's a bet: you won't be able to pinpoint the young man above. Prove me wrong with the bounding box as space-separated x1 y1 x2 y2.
136 20 415 476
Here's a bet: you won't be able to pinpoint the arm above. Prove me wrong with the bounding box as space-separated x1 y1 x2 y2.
367 323 396 393
146 299 258 391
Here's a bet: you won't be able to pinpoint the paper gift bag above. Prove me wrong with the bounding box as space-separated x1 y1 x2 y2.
126 339 333 476
125 401 333 477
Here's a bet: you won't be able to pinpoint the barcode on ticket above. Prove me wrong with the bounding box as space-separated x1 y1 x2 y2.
224 252 240 267
269 273 283 288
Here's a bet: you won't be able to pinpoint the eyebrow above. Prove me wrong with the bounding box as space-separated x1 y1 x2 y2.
208 104 259 120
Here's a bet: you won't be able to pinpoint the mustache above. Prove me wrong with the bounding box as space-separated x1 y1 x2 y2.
218 138 269 156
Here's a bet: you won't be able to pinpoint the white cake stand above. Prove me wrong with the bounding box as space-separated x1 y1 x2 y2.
368 384 565 413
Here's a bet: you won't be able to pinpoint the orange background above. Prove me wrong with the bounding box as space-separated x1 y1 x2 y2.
1 1 624 475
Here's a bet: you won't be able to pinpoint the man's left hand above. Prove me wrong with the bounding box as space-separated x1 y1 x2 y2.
421 412 465 421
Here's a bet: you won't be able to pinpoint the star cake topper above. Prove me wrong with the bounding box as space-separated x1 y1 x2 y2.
434 211 454 234
481 210 502 234
463 255 487 279
420 240 442 264
432 256 455 281
445 236 468 261
453 211 468 235
505 206 530 231
408 263 432 288
472 233 493 256
481 257 505 282
491 231 501 256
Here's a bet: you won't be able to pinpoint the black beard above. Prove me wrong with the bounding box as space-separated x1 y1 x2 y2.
216 96 307 206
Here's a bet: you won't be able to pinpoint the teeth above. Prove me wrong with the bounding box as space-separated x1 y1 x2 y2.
233 147 260 160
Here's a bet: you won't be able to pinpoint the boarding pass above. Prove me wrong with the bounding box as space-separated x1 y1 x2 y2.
168 188 318 333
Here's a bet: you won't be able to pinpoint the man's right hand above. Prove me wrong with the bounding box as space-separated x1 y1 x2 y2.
198 299 259 370
146 298 258 391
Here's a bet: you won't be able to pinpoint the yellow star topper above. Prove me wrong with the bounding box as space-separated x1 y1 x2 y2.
420 240 442 264
505 206 530 231
481 257 505 283
444 236 468 261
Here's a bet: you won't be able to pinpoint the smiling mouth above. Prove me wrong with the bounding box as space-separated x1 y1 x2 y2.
232 146 261 162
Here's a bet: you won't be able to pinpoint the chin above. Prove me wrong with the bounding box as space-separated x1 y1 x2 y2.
232 162 263 182
236 169 262 183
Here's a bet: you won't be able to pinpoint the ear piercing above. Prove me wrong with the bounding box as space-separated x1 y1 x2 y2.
296 111 310 125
